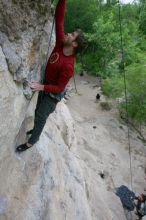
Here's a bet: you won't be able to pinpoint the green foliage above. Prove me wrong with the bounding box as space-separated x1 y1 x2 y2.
62 0 146 124
102 64 146 123
74 62 82 74
102 76 124 98
125 64 146 123
64 2 145 77
64 0 146 72
65 0 99 33
84 11 121 76
139 5 146 34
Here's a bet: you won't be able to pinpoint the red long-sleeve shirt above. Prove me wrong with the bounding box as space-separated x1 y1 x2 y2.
44 0 75 94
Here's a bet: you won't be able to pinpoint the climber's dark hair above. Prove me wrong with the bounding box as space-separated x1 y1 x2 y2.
75 29 86 54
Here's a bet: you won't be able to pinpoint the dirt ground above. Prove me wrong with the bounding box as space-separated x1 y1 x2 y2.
67 73 146 220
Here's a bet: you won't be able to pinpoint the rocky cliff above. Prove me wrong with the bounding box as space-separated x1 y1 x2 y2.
0 1 146 220
0 0 55 152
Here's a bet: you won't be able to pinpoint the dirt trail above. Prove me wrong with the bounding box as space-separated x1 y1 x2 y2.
67 74 146 220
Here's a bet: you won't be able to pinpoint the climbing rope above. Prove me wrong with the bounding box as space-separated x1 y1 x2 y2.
118 0 134 206
41 15 55 83
117 5 134 220
73 73 78 93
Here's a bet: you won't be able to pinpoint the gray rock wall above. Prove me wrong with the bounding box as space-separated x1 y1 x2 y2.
0 100 127 220
0 0 55 97
0 1 141 220
0 2 57 218
0 0 55 151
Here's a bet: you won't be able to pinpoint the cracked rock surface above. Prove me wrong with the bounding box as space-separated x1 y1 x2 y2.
1 1 146 220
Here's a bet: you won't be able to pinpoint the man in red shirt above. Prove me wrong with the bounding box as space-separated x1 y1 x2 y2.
16 0 85 152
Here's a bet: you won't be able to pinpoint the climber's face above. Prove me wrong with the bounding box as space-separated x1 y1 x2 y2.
63 31 78 48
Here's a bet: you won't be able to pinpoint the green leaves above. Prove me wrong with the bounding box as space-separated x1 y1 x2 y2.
64 0 146 124
65 0 99 33
102 64 146 124
139 6 146 35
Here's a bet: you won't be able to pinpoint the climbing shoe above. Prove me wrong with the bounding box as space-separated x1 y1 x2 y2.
15 143 32 153
26 129 33 135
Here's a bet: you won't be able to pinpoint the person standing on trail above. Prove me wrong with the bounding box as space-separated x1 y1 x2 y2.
16 0 85 152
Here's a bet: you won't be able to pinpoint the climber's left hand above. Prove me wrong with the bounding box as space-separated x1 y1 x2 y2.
29 82 44 91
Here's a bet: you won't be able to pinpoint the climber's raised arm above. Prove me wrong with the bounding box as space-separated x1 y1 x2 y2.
55 0 66 45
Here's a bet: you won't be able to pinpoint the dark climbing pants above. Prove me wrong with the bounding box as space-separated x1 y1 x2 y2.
28 91 58 145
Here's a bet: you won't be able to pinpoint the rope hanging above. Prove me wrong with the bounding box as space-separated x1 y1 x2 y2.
117 0 133 193
73 73 78 93
41 16 55 83
117 6 133 220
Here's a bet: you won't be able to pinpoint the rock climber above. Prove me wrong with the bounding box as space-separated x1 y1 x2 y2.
16 0 85 152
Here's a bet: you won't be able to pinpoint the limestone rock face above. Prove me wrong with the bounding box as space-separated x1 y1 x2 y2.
0 0 55 97
0 100 127 220
1 1 146 220
0 0 54 151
